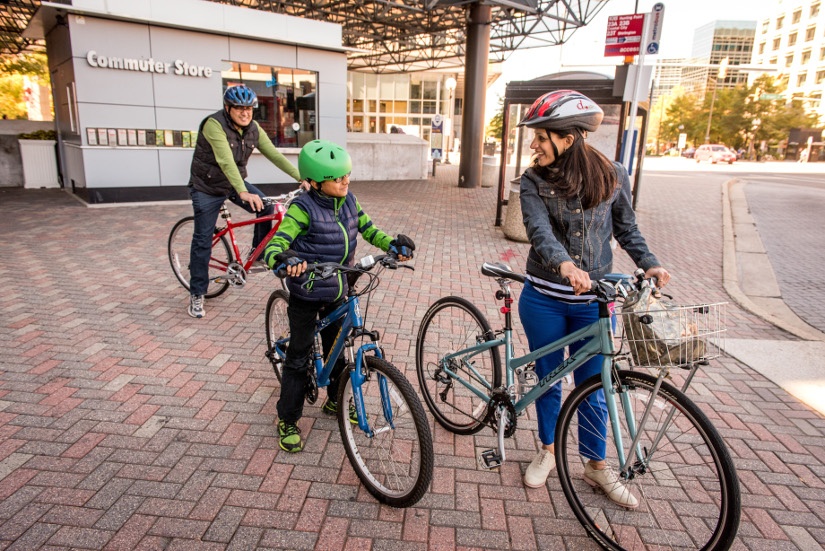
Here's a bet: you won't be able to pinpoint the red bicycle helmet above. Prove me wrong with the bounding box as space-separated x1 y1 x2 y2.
518 90 603 132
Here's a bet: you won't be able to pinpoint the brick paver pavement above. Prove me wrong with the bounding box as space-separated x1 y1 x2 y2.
1 164 823 550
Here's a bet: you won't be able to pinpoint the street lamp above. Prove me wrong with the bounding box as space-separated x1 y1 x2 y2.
444 76 457 164
704 57 728 143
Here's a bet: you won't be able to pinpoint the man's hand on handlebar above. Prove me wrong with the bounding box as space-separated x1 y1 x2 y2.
239 191 263 212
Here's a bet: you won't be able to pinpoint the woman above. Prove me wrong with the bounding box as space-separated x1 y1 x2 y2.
517 90 670 508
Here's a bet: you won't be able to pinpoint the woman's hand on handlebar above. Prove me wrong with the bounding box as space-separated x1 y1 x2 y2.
559 261 591 295
645 266 670 288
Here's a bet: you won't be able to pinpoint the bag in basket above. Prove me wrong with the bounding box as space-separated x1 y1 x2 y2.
621 287 706 367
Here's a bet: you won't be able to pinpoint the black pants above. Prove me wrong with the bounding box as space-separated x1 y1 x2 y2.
276 294 347 423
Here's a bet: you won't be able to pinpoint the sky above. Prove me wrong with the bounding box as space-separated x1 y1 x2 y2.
485 0 778 119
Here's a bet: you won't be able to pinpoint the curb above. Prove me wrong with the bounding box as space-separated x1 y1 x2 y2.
722 178 825 342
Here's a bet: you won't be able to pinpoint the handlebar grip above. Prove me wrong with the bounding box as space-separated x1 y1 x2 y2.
274 263 288 278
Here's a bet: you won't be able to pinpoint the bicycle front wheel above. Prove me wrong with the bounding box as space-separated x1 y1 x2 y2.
168 216 232 299
264 290 290 383
415 297 501 434
555 370 740 551
338 356 434 508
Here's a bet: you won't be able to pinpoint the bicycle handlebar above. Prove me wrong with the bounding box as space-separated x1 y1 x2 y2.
262 188 304 207
274 253 413 280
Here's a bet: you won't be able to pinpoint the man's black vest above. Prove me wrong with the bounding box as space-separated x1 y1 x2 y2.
188 109 258 196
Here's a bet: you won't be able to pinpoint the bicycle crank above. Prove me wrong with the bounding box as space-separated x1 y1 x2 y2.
223 261 247 287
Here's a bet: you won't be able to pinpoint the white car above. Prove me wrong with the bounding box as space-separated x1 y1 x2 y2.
695 144 736 164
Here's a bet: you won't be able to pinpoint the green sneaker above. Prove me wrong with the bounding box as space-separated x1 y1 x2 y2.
277 420 303 453
321 398 359 424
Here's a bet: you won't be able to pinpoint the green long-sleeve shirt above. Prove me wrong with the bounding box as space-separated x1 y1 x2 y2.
202 118 301 195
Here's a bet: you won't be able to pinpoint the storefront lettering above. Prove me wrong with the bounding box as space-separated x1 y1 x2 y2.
86 51 213 78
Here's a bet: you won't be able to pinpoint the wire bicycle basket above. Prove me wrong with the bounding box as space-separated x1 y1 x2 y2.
616 300 727 369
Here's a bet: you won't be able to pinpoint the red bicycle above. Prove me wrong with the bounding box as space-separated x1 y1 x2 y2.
168 189 302 298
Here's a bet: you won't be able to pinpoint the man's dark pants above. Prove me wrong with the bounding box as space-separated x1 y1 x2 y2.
188 182 273 297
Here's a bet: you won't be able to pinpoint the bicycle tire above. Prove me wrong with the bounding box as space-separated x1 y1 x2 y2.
338 356 434 508
555 369 740 551
168 216 232 299
264 290 290 383
415 296 502 435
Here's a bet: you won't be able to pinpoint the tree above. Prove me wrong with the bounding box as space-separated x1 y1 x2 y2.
0 52 51 120
486 95 504 141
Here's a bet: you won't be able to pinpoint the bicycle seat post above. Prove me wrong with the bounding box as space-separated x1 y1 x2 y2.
220 203 231 221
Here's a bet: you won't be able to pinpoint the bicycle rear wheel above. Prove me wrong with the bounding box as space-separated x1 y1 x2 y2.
168 216 232 299
338 356 434 508
264 290 290 383
555 370 740 551
415 296 501 434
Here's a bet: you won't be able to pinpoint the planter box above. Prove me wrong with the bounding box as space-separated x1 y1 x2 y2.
19 139 59 189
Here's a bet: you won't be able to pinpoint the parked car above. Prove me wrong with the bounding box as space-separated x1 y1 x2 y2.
695 144 736 164
681 147 696 159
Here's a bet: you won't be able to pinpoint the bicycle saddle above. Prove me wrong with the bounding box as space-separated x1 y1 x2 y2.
481 262 526 284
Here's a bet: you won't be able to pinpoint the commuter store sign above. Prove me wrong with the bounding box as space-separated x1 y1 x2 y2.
86 50 214 78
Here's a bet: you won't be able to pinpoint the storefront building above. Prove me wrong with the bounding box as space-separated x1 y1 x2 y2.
26 0 347 203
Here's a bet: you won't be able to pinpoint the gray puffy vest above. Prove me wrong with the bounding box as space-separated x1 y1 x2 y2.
287 189 359 303
188 109 258 196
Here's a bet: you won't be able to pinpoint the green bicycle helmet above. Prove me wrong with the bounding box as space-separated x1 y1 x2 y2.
298 140 352 183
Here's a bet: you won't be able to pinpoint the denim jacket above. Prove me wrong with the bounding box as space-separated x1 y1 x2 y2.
519 161 660 285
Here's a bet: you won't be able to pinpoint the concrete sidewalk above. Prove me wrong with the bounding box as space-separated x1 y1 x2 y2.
0 165 823 550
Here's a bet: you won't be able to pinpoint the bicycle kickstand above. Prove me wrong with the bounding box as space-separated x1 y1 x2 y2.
477 405 508 470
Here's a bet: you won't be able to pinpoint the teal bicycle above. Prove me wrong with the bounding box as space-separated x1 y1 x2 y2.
415 262 740 550
265 254 433 508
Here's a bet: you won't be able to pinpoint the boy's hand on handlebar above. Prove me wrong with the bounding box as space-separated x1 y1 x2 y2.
274 251 307 277
239 191 263 212
389 234 415 261
559 261 591 295
645 266 670 288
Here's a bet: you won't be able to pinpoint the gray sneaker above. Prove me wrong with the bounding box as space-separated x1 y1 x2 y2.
188 295 205 318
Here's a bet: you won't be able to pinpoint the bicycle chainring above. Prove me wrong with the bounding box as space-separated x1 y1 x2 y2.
485 388 517 438
225 261 247 287
305 364 318 404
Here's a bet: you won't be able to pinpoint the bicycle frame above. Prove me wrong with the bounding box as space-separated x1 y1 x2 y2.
271 292 391 437
212 202 287 272
438 290 647 471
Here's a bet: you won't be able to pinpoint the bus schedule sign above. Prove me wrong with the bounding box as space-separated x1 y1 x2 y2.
604 13 646 57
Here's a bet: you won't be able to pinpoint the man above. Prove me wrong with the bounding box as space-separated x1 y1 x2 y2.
187 84 302 318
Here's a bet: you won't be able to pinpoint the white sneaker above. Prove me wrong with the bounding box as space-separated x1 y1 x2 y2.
188 295 205 318
583 462 639 509
524 449 555 488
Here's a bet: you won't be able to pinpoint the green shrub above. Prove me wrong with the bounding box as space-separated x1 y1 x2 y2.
18 129 56 140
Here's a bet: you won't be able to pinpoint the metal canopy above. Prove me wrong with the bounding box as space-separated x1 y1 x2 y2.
2 0 611 73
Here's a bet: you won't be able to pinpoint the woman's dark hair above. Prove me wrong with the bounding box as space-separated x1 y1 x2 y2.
533 129 617 210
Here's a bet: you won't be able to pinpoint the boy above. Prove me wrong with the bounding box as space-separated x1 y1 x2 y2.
263 140 415 452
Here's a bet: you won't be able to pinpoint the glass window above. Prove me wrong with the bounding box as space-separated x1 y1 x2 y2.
789 32 797 46
821 47 825 60
792 10 801 23
806 26 816 41
786 54 794 67
422 81 437 100
776 16 784 30
812 3 820 17
352 99 364 113
410 82 422 100
773 38 781 50
797 73 807 86
759 43 765 54
816 70 825 84
222 62 317 148
802 49 812 64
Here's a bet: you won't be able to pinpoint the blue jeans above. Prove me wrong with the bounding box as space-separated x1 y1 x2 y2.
518 281 608 460
188 183 273 297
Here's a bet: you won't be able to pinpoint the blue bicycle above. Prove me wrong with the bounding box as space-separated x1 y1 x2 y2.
265 254 433 508
415 262 740 550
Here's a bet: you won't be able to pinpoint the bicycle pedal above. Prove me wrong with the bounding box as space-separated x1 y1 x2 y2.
478 448 503 470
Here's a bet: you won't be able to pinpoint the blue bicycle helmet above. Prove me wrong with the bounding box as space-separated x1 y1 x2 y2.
223 85 258 108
